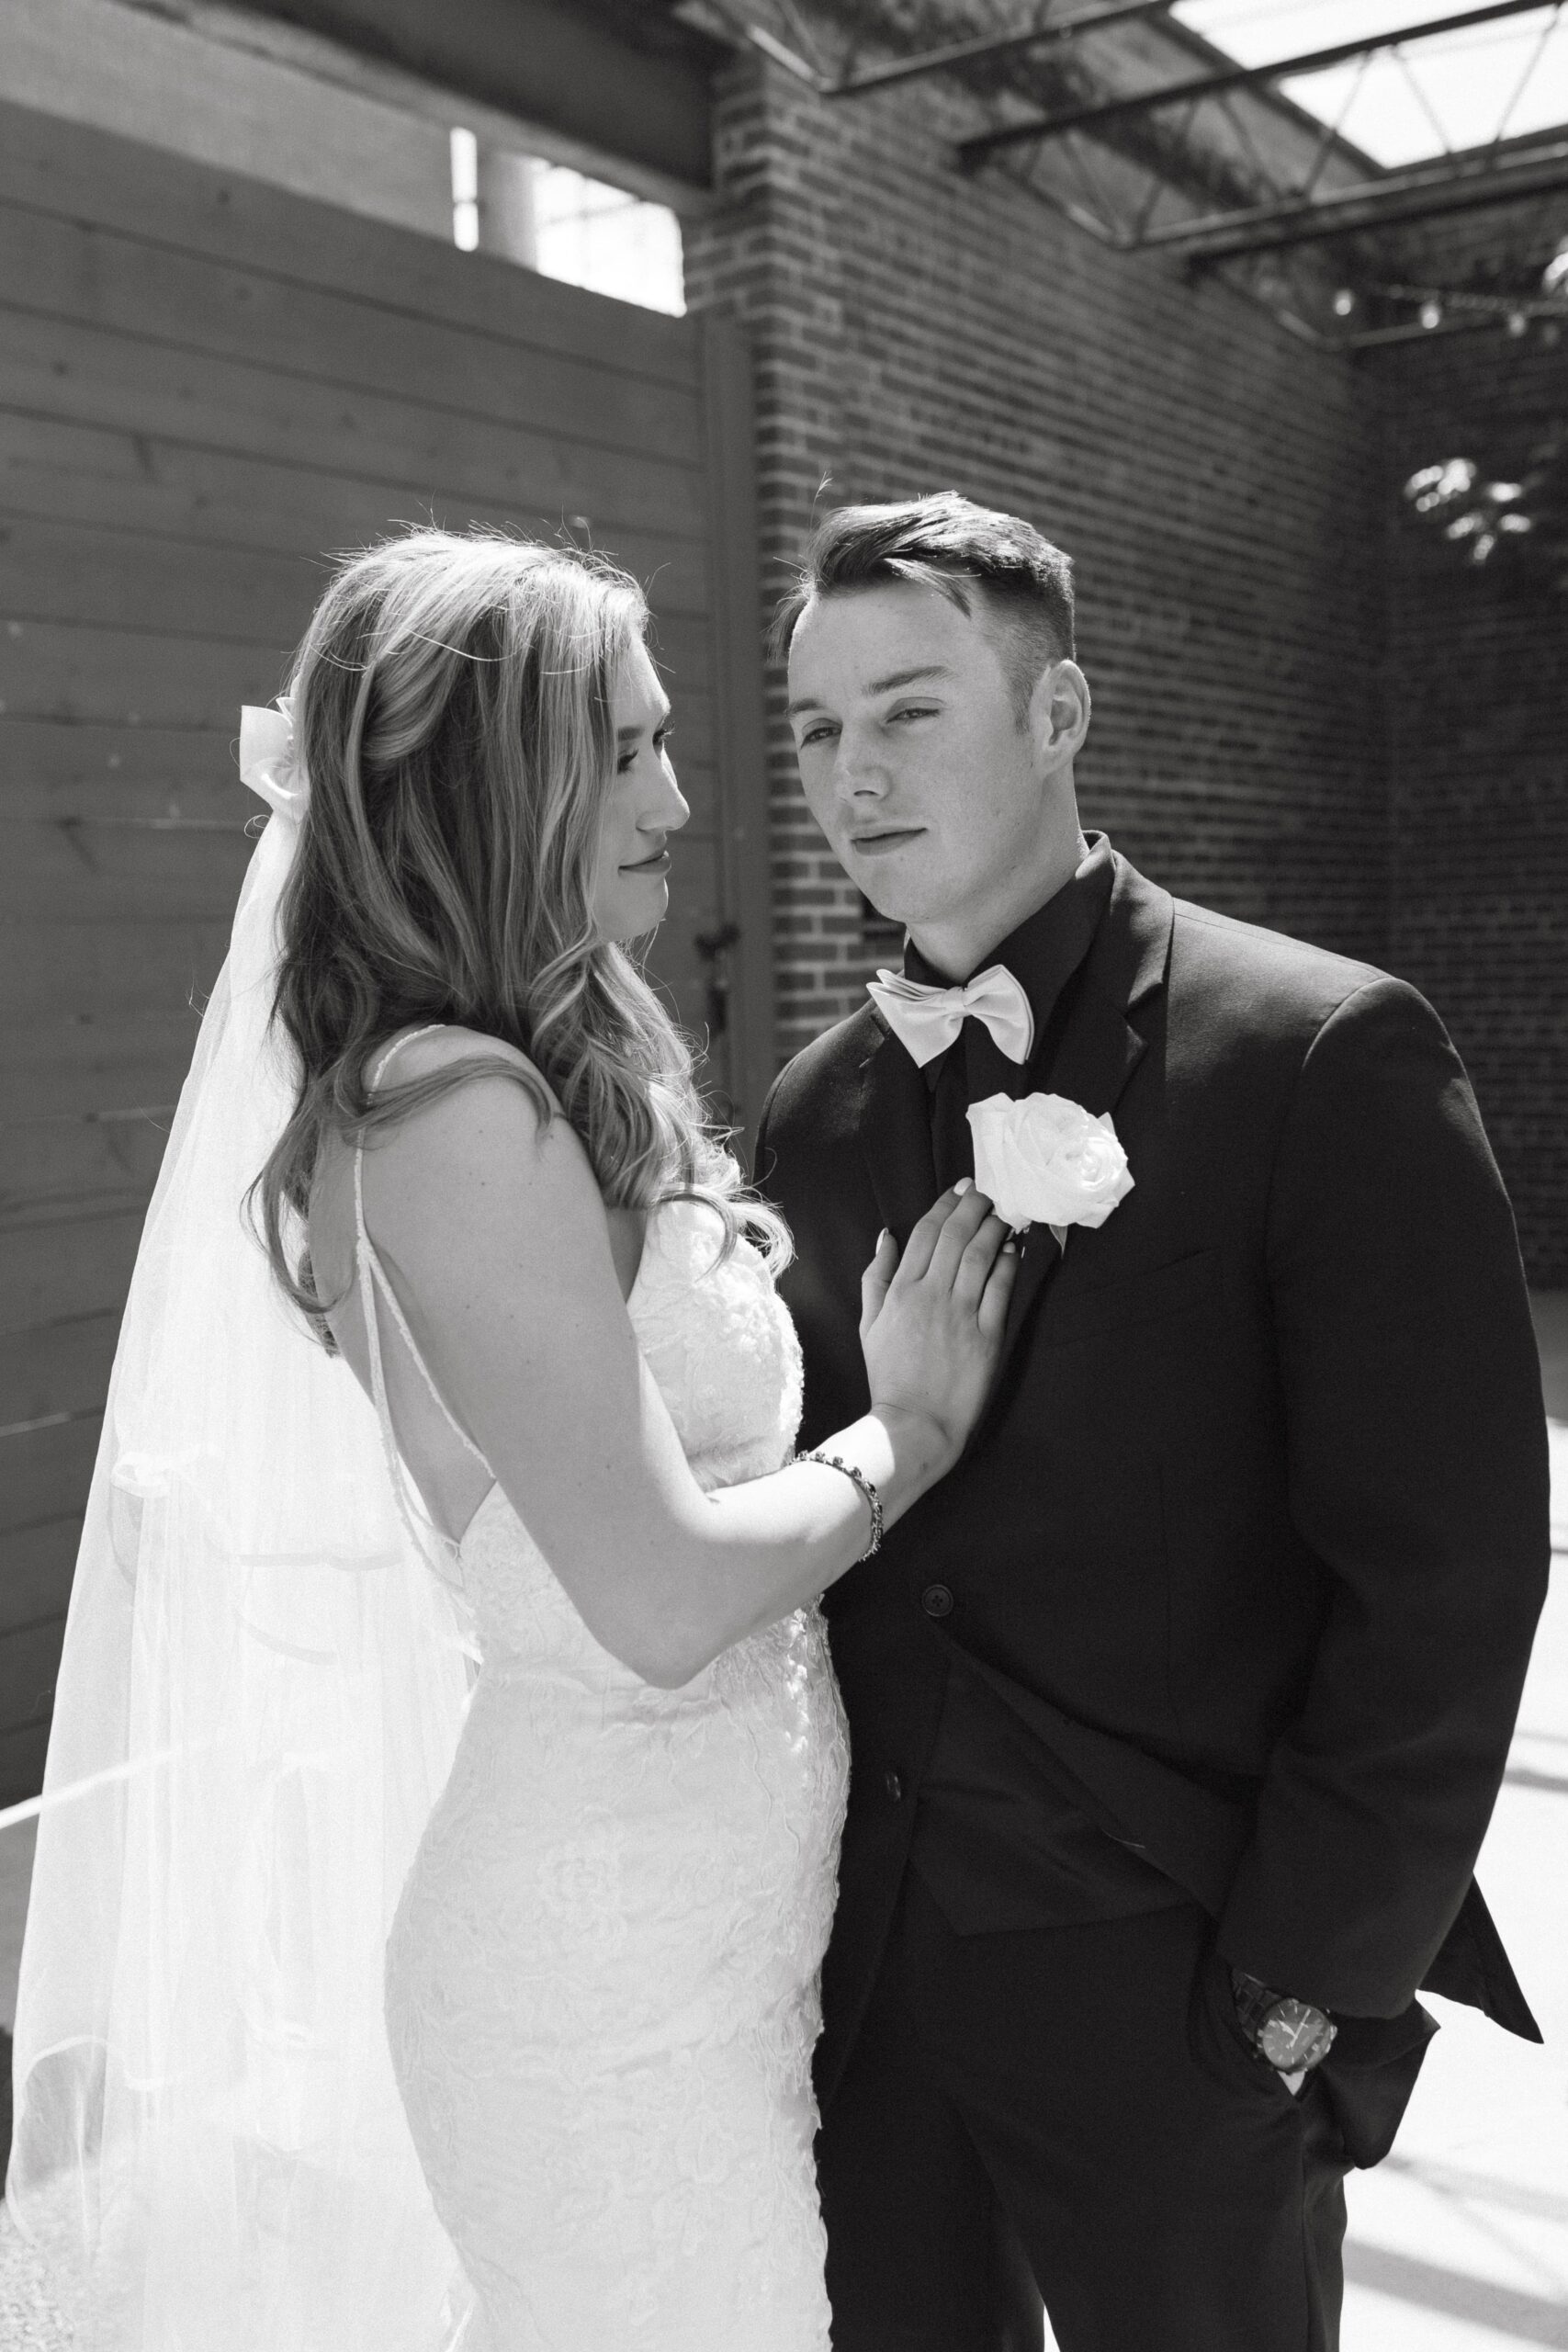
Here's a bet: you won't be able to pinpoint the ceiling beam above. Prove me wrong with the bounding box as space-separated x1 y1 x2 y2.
239 0 722 188
745 0 1178 100
957 0 1555 165
1157 131 1568 257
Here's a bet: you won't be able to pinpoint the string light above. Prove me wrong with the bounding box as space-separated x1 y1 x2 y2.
1344 262 1568 341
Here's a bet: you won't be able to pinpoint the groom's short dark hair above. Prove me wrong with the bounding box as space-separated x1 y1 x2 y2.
772 492 1076 715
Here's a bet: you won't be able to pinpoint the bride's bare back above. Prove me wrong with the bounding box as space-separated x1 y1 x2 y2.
307 1022 1015 1686
310 1025 647 1551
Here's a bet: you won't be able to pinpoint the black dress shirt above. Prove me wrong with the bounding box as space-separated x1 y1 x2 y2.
904 836 1189 1932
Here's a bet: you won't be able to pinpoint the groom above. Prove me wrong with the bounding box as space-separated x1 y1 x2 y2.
756 493 1551 2351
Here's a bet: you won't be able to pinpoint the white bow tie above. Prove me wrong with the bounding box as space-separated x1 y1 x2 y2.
866 964 1035 1069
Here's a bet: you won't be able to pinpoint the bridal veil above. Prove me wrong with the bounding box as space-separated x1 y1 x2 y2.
7 705 475 2347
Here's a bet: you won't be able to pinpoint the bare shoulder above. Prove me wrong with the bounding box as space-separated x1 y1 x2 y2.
381 1022 558 1106
361 1026 603 1261
369 1025 564 1161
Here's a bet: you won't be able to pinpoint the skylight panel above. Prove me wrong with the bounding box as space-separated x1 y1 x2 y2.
1169 1 1568 168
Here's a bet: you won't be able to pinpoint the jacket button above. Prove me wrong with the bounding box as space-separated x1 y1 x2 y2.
921 1583 954 1620
884 1770 903 1803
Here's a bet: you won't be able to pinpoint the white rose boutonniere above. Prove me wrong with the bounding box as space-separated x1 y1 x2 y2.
966 1092 1134 1240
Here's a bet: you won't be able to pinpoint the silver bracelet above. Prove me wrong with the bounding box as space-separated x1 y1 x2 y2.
796 1449 884 1559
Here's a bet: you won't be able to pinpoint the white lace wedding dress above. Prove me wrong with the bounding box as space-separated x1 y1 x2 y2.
361 1171 849 2352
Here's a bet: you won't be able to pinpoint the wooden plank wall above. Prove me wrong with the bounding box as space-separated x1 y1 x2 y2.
0 99 754 1802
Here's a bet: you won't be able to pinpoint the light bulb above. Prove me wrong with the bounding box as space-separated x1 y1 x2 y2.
1420 299 1443 331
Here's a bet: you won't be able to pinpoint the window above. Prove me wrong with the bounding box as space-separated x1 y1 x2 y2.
450 133 684 314
533 164 685 316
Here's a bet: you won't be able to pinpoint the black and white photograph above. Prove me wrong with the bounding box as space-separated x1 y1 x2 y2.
0 2 1564 2346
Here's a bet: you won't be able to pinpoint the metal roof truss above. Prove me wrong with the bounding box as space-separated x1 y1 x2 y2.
695 0 1568 350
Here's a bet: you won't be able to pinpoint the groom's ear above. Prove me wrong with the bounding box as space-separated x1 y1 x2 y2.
1030 659 1091 772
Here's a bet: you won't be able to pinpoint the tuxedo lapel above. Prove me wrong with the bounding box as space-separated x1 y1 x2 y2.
978 859 1176 1429
844 860 1174 1442
855 1011 940 1243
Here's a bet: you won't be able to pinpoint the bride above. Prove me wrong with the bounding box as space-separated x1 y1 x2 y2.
10 529 1015 2350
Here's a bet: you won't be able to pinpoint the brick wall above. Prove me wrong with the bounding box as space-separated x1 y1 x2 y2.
682 40 1388 1063
1374 321 1568 1286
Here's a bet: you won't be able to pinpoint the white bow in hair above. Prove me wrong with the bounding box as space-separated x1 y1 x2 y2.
239 695 306 820
866 963 1035 1069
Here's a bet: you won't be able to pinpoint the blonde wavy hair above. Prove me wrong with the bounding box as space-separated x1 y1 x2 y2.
255 527 787 1326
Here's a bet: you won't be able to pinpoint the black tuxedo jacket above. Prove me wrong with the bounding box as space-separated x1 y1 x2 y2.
758 852 1550 2109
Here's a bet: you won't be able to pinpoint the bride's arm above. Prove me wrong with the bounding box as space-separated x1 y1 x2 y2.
362 1066 1013 1688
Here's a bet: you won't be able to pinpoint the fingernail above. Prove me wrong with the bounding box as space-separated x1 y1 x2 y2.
953 1176 974 1194
877 1227 891 1249
1002 1238 1020 1253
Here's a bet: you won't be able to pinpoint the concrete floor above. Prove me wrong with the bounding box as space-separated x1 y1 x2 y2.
1334 1562 1568 2349
1335 1295 1566 2350
3 1301 1566 2346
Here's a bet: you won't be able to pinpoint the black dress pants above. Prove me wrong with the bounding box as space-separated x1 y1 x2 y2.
818 1872 1349 2352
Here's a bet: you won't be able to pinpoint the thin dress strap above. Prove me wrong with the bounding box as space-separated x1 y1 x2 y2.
355 1026 489 1583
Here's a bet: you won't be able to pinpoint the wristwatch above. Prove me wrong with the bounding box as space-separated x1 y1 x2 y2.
1229 1967 1337 2075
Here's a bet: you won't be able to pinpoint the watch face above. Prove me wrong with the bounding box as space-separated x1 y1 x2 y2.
1258 2000 1336 2073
